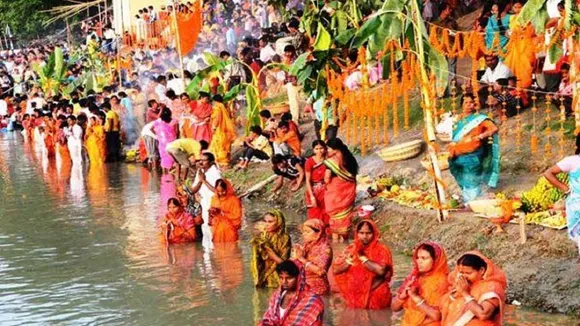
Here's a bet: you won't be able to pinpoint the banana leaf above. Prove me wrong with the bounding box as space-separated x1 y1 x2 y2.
223 84 242 102
313 23 332 51
53 47 65 81
516 0 548 27
245 85 262 134
335 28 356 45
289 53 309 76
352 15 382 48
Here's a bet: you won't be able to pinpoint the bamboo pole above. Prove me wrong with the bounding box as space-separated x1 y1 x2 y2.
410 0 448 221
171 3 186 89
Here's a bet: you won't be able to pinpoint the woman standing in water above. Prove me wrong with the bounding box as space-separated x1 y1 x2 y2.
324 138 358 242
305 140 329 225
161 197 203 244
292 218 332 296
85 116 106 165
209 179 243 242
251 209 291 288
150 107 178 174
440 251 507 325
392 242 449 325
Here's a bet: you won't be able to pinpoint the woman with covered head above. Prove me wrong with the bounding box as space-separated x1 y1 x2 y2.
291 219 332 296
259 260 325 326
209 179 243 242
160 197 203 244
251 209 292 288
333 219 393 309
392 242 449 325
323 138 358 242
209 95 236 167
440 251 507 326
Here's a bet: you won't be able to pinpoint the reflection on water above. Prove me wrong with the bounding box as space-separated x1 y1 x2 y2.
0 133 577 325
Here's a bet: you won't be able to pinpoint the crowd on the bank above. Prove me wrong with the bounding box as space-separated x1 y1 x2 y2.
0 0 579 324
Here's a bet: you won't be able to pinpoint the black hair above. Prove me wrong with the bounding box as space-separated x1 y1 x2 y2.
213 94 224 103
457 253 487 271
160 107 172 123
496 78 509 86
326 138 358 176
356 220 374 232
148 99 158 107
283 45 296 53
561 63 570 71
219 51 230 58
281 112 292 121
250 125 263 135
215 179 227 190
272 154 285 165
68 115 77 121
575 133 580 155
167 197 181 207
312 140 326 149
417 243 436 260
288 18 300 29
203 152 215 163
278 120 289 129
461 93 476 105
166 90 177 100
259 109 272 119
276 260 300 277
157 75 166 83
199 140 209 150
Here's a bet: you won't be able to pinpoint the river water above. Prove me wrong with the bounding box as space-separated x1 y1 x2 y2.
0 133 576 325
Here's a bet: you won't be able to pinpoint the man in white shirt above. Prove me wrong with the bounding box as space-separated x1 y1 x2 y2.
66 115 84 165
27 93 46 114
259 36 277 63
154 75 169 105
0 95 8 117
191 152 222 249
480 55 513 85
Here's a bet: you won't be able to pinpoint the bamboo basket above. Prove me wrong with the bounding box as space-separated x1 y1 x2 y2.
468 199 503 216
376 140 424 162
421 152 450 170
264 103 290 115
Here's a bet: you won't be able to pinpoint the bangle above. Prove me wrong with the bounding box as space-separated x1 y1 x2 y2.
464 296 475 304
415 299 426 306
305 262 311 269
359 255 369 264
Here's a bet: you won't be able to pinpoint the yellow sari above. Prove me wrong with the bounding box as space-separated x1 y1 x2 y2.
209 102 236 167
86 125 106 165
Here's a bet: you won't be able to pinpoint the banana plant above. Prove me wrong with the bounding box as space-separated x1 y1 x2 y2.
35 46 67 96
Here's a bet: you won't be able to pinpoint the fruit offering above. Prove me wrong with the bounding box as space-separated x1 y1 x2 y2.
525 210 567 228
521 173 569 213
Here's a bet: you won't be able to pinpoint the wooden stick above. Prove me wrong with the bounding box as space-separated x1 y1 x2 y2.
240 174 278 198
518 212 527 244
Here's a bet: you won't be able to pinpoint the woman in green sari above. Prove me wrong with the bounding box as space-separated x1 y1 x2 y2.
448 94 500 204
251 209 292 288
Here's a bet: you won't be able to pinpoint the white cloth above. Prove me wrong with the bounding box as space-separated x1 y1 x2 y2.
480 61 513 84
193 164 222 249
141 121 158 139
0 100 7 116
557 155 580 172
66 124 84 164
260 44 277 63
167 78 185 95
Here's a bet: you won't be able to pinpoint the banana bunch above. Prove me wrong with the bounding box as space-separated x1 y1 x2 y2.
525 211 567 228
377 177 396 187
521 173 569 213
125 149 139 163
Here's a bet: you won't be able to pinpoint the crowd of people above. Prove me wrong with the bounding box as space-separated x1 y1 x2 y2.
1 0 578 324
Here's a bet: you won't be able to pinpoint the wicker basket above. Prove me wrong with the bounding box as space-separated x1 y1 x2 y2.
468 199 503 217
376 140 424 162
421 152 450 171
264 103 290 115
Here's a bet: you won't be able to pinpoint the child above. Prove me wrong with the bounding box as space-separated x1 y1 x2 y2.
237 125 272 170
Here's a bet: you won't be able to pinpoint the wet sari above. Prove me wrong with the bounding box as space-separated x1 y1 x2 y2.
305 157 329 225
449 114 500 203
160 209 203 244
556 156 580 241
210 180 243 242
441 251 507 326
209 102 236 167
259 260 325 326
334 220 393 309
153 119 178 169
324 156 356 235
251 209 292 288
398 242 449 326
302 219 332 296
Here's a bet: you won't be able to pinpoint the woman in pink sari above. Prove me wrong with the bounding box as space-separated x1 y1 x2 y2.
292 218 332 295
305 140 329 225
150 107 178 173
188 92 213 143
324 138 358 242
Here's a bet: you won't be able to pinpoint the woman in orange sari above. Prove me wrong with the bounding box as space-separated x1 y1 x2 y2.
324 138 358 242
209 179 243 242
392 242 450 325
44 117 57 158
333 219 393 309
160 198 204 244
292 218 332 295
209 95 236 167
440 251 507 326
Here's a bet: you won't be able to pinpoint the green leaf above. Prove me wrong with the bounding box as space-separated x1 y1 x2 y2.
335 28 356 45
223 84 242 102
516 0 547 27
369 14 403 56
425 42 449 97
203 52 221 66
352 15 382 48
53 47 65 80
335 9 349 33
530 7 549 35
548 43 563 63
313 23 332 51
297 64 313 85
245 85 262 134
563 0 572 30
289 53 309 75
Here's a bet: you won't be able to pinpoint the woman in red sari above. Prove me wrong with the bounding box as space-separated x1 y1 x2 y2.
305 140 329 225
392 242 450 325
333 219 393 309
160 198 203 244
440 251 507 326
209 179 243 242
324 138 358 242
188 92 213 143
292 219 332 296
259 260 325 326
